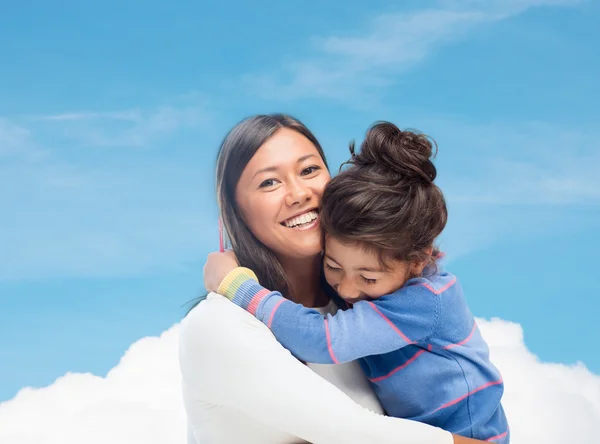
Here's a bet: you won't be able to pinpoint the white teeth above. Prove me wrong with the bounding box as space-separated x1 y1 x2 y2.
284 210 318 228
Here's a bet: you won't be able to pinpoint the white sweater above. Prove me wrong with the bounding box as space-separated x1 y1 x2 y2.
178 292 453 444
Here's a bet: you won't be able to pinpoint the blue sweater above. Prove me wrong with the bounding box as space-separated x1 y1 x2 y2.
219 267 509 443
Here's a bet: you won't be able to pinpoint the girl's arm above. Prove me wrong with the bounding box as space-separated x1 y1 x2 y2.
218 268 439 363
179 292 454 444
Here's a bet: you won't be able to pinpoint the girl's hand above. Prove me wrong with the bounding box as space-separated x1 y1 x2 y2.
203 250 240 292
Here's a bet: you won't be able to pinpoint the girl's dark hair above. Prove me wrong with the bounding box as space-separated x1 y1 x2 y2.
216 113 329 297
320 121 447 272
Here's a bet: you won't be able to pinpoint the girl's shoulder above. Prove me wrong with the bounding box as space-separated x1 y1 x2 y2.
405 270 460 295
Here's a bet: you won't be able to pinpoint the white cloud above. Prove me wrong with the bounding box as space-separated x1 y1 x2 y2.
477 318 600 443
0 97 218 281
37 110 142 122
0 118 48 161
244 0 582 101
433 120 600 206
0 318 598 443
433 120 600 261
0 327 186 444
0 158 217 280
33 103 211 148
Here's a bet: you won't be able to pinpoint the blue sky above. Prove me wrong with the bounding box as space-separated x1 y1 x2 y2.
1 0 598 402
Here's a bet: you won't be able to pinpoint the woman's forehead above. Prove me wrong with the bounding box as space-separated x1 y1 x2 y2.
243 128 322 176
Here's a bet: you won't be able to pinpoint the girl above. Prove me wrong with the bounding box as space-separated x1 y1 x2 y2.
211 121 509 442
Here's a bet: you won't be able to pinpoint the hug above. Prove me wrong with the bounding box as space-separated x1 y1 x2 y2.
179 114 509 444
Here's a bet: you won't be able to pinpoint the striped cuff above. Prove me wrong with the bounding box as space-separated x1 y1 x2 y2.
217 267 273 315
217 267 259 300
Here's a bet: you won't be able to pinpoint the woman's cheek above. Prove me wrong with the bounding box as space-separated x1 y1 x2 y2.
314 175 331 198
249 191 280 221
246 191 284 238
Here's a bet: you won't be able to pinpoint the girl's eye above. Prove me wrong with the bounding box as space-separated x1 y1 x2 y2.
259 178 278 188
325 263 341 272
301 165 321 176
361 276 377 284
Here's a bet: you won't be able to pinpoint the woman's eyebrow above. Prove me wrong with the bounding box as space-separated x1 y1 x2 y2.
252 154 318 179
252 165 278 179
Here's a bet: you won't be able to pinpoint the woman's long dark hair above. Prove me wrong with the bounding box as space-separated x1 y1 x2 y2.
187 114 328 312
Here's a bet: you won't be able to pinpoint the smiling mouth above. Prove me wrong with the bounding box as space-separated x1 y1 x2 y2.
281 210 319 228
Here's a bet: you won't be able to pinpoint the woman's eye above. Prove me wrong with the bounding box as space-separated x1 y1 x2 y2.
259 178 277 188
301 165 321 176
361 276 377 284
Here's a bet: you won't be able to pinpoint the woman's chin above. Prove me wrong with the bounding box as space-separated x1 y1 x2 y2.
268 222 323 260
275 237 323 261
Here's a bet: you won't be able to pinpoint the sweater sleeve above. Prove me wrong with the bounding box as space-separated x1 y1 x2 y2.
179 292 453 444
219 268 440 364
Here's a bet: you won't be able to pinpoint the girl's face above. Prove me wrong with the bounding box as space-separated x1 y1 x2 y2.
323 236 425 303
235 128 330 261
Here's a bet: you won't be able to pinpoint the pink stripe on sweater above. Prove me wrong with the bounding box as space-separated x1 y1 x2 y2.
486 431 508 442
366 301 413 344
444 322 477 350
324 319 339 364
247 289 270 316
432 379 503 413
369 349 428 383
267 299 285 328
420 276 456 295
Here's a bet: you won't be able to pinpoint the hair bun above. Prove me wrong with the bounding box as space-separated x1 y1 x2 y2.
349 121 437 185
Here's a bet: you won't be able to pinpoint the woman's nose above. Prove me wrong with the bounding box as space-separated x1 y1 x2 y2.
285 179 312 206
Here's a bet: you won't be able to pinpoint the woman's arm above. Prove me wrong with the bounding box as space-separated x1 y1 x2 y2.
179 292 454 444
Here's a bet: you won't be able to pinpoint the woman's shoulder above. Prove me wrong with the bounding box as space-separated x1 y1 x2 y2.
178 292 285 407
182 292 260 336
179 292 275 359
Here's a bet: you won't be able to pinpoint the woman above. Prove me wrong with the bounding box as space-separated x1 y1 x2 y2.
179 113 487 444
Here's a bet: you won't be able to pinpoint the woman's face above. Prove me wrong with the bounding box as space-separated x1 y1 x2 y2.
235 128 330 261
